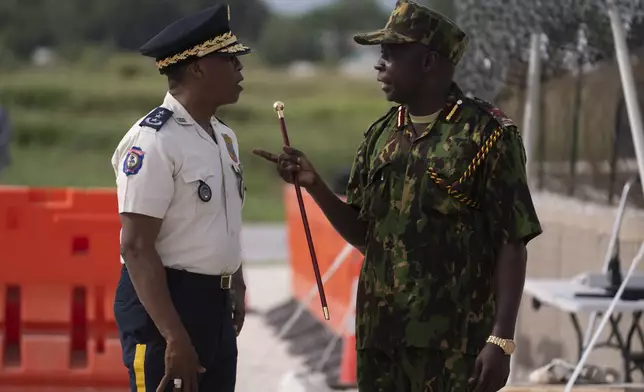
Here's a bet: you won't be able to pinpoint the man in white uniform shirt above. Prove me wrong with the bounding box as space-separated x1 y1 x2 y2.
111 4 250 392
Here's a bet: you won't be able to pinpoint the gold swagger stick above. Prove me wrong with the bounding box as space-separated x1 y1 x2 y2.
273 101 330 321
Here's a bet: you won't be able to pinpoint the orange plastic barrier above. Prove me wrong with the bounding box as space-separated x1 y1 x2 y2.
338 274 360 387
283 186 363 336
0 186 127 387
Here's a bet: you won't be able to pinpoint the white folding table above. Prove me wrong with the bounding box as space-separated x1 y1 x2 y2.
523 278 644 382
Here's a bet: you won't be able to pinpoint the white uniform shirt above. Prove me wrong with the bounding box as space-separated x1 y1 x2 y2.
111 92 246 276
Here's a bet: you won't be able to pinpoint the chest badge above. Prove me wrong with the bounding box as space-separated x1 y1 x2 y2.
221 133 239 163
197 180 212 202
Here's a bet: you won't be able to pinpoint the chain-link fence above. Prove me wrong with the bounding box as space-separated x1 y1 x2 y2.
453 0 644 207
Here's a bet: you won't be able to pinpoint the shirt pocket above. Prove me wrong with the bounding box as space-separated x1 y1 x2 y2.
362 159 393 220
419 155 482 216
180 165 222 217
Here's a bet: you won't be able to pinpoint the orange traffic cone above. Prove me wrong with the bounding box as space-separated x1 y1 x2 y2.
337 274 360 387
338 334 357 386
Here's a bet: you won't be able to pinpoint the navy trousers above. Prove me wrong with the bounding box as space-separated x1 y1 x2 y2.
114 265 237 392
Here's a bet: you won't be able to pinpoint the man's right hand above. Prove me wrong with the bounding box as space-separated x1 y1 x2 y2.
156 334 206 392
252 146 318 188
254 145 368 250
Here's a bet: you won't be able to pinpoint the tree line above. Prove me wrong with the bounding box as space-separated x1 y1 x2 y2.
2 0 643 101
0 0 395 65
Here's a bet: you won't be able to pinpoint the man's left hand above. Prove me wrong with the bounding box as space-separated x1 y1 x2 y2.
468 343 511 392
231 288 246 336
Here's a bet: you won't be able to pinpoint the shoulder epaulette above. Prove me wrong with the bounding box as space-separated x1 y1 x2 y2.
139 107 174 131
364 106 398 136
472 97 515 129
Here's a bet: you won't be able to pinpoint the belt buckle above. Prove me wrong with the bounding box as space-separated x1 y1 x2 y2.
220 275 232 290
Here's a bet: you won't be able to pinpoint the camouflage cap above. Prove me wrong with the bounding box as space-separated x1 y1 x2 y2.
353 0 469 65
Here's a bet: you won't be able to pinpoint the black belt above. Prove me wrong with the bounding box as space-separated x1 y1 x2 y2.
123 265 233 290
164 267 233 290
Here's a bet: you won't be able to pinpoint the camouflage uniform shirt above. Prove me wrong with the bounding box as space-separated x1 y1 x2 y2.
346 83 543 355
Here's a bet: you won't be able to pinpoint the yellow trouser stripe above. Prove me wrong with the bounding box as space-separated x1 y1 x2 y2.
133 344 147 392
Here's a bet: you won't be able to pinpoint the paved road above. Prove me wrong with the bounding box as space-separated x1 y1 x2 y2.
237 265 306 391
242 265 358 392
240 223 288 264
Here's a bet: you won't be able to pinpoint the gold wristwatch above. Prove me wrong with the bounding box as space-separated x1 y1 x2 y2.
487 335 516 355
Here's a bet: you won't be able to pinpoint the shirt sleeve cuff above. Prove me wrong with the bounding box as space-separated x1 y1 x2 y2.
119 200 168 219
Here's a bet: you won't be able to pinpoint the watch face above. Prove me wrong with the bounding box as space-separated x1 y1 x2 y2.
505 340 516 354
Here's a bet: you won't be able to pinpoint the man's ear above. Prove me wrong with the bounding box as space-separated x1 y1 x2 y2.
422 50 439 73
188 60 204 79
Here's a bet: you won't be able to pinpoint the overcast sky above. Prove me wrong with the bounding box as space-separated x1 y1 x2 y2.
265 0 398 14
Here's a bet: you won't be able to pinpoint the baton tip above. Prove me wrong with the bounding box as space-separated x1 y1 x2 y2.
273 101 285 112
323 306 330 320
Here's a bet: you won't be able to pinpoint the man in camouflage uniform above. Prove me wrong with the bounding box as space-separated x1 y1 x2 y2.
254 1 542 391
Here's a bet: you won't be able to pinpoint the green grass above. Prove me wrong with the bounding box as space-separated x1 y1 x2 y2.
0 54 389 222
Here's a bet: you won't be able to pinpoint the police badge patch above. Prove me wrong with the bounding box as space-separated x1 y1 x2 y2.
221 134 238 163
123 146 145 176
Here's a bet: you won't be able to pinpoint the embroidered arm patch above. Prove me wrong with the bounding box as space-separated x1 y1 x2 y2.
123 146 145 176
139 107 174 131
